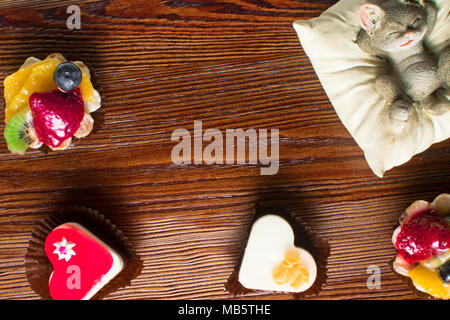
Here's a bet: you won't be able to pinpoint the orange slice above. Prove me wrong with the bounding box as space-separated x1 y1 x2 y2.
78 68 95 103
409 264 450 299
4 62 36 106
5 58 60 122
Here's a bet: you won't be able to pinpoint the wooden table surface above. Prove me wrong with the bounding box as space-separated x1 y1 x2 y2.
0 0 449 300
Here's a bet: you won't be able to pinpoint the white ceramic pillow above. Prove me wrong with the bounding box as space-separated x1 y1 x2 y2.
293 0 450 177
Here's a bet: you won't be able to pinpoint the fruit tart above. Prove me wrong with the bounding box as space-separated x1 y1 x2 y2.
392 193 450 299
3 53 101 154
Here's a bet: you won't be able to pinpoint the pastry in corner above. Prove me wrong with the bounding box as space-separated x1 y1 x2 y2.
25 207 142 300
392 193 450 299
3 53 101 154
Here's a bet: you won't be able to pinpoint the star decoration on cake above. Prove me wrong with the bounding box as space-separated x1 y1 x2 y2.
53 237 76 262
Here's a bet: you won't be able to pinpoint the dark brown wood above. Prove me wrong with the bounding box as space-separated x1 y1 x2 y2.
0 0 449 300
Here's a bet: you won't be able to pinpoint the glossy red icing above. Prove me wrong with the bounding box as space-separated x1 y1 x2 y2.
394 210 450 264
29 88 84 148
45 223 116 300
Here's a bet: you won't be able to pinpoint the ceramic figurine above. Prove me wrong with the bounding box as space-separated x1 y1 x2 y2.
356 0 449 133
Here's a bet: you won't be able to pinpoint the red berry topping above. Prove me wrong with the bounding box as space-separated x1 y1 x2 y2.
394 210 450 264
29 88 84 148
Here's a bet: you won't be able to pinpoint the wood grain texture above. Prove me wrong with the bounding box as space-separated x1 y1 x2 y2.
0 0 449 300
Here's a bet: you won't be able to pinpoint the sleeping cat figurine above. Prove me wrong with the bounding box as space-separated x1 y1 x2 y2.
356 0 449 133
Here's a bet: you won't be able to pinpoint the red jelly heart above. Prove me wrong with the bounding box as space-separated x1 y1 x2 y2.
394 210 450 264
29 88 84 148
45 223 124 300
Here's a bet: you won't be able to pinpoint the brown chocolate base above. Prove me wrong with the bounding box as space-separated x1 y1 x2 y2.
225 203 330 298
24 207 142 300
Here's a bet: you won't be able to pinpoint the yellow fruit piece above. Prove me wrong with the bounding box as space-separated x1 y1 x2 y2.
290 265 309 289
4 58 48 106
409 265 450 299
4 56 96 123
4 65 34 106
5 58 60 122
283 249 300 267
272 264 289 285
78 69 95 103
286 264 301 283
272 250 310 289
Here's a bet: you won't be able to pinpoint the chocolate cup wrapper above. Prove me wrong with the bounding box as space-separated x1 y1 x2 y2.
24 207 142 300
225 203 330 298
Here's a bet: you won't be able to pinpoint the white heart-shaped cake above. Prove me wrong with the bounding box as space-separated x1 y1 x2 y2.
238 214 317 293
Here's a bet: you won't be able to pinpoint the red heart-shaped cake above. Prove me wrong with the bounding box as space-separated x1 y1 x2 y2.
44 222 124 300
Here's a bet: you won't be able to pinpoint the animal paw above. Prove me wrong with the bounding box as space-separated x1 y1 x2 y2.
439 48 450 86
389 100 414 134
375 75 401 103
424 100 450 116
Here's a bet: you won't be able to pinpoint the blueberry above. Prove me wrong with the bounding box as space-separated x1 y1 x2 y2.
438 260 450 283
54 62 82 92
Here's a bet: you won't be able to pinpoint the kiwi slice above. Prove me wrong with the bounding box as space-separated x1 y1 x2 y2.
4 109 35 154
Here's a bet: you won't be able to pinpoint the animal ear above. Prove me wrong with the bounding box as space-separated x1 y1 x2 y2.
399 0 425 5
416 0 425 6
359 3 385 36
